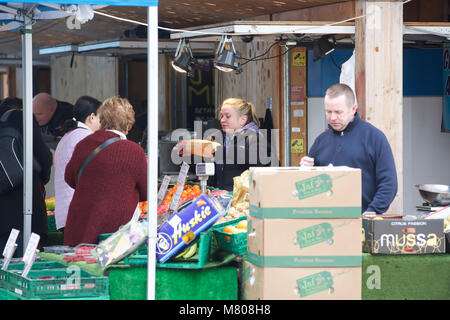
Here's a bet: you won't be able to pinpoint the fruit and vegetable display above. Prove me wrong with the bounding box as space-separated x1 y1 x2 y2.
215 170 250 224
156 184 202 216
42 168 252 266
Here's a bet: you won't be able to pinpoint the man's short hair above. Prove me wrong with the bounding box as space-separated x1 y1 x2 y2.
97 96 135 132
325 83 355 107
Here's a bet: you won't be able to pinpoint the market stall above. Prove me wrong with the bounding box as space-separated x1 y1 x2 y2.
2 162 449 300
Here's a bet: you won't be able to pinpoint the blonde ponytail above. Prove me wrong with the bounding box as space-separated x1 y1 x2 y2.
221 98 260 127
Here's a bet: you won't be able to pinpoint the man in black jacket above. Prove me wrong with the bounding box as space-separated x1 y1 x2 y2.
33 92 74 149
0 98 52 256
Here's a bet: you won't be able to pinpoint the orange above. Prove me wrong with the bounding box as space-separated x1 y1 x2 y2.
223 226 238 234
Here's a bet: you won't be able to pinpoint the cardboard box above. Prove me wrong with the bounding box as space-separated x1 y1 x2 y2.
242 261 361 300
249 166 361 219
156 193 224 263
362 216 445 254
247 216 362 267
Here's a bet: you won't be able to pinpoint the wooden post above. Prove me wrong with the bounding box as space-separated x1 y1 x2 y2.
355 0 403 214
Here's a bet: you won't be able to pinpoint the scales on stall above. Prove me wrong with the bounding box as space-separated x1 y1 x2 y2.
195 163 215 193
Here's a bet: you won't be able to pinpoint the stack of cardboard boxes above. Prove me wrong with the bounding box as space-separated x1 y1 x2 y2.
243 166 362 300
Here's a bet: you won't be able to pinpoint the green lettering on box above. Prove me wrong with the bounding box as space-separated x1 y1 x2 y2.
247 252 362 267
249 205 361 218
296 223 334 248
295 174 333 199
296 271 333 297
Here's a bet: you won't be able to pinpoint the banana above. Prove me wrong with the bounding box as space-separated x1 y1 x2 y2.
175 249 187 259
174 241 198 260
182 242 198 259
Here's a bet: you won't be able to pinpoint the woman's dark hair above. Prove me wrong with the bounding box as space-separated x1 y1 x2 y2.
62 95 102 134
74 95 102 122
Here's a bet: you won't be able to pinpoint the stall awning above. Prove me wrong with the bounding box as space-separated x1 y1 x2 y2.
10 0 158 6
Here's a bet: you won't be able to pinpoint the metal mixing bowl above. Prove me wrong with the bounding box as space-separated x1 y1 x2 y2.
415 184 450 206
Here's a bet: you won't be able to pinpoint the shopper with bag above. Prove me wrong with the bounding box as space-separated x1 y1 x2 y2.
63 96 147 246
0 98 52 256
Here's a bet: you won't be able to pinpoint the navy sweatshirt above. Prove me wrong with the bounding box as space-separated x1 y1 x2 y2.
308 113 398 214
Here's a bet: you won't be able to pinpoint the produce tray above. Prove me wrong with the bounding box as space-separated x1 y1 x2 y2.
1 268 109 300
211 216 248 255
0 288 17 300
0 261 66 289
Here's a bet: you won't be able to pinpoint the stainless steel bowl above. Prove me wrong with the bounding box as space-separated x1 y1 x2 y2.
415 184 450 206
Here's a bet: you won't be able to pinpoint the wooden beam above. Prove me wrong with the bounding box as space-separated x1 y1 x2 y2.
355 0 403 214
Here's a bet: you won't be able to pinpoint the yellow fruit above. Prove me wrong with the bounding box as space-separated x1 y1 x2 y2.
236 220 247 230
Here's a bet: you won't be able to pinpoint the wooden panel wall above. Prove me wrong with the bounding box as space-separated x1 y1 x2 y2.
51 55 118 104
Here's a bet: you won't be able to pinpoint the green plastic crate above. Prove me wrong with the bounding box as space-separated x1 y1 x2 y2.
2 268 109 300
47 214 57 232
0 261 66 290
0 288 17 300
211 216 248 255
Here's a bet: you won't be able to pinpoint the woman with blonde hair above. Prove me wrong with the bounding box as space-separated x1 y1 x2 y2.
63 96 147 246
212 97 271 190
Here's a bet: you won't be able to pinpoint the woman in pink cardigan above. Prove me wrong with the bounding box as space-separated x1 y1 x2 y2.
54 96 101 232
63 96 147 246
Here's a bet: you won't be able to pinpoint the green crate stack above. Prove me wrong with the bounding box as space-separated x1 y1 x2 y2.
211 216 248 255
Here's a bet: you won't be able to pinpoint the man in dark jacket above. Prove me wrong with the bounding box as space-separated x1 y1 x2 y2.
33 92 74 149
0 98 53 256
299 83 398 215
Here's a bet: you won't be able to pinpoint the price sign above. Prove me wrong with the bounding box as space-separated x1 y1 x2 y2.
157 175 171 205
2 228 19 258
170 162 190 211
21 233 40 278
1 229 20 271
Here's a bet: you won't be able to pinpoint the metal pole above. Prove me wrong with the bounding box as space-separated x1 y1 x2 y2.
283 46 291 167
146 5 158 301
22 15 33 251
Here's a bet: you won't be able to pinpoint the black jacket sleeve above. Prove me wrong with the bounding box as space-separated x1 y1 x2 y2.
32 116 53 184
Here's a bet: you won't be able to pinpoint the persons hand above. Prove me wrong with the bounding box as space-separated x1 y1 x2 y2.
299 156 314 167
362 211 377 217
173 140 190 157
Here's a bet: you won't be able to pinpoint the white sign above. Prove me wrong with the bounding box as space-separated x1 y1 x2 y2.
2 228 19 258
22 233 40 266
1 229 20 271
170 162 190 211
157 175 171 205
